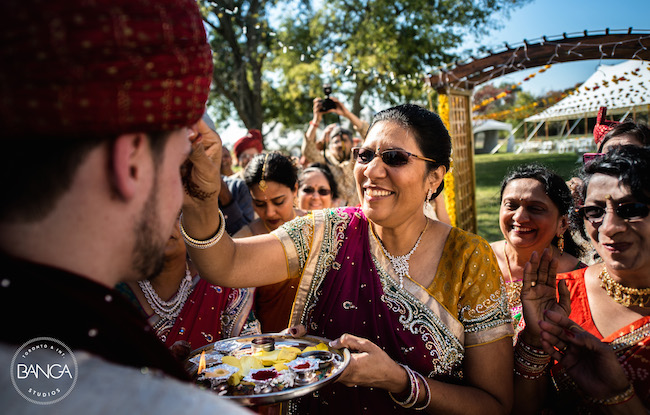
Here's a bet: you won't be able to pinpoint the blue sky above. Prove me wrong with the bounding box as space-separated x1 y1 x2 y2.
468 0 650 95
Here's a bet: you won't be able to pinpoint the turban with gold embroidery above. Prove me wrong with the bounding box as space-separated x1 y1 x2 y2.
0 0 213 138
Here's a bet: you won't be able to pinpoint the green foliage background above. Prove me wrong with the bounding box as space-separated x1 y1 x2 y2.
198 0 531 143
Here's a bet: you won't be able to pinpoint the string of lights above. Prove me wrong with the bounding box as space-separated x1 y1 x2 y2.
201 6 650 95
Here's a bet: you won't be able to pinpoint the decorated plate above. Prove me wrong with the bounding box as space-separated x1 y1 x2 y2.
186 333 350 406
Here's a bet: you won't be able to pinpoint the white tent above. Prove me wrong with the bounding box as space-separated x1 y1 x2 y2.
472 120 513 154
526 60 650 122
473 119 512 134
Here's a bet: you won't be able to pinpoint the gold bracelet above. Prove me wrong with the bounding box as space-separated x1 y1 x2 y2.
587 383 635 406
514 335 551 379
179 210 225 249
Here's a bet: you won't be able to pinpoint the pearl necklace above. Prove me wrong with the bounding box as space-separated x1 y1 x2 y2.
599 266 650 308
373 218 429 289
138 268 194 320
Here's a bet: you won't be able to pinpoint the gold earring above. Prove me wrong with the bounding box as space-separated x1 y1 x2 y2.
557 234 565 255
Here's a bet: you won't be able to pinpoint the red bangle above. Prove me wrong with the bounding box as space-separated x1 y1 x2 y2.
309 121 319 127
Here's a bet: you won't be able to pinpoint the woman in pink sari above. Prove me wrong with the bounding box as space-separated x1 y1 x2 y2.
514 145 650 414
182 105 513 414
117 220 259 350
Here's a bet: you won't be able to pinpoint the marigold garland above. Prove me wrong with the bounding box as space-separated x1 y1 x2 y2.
475 62 650 121
472 65 552 112
436 94 457 227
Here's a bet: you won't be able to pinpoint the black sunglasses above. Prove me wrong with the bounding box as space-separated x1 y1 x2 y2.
301 187 331 196
576 202 650 224
352 147 435 167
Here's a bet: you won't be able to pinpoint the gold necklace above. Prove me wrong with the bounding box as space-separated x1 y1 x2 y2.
503 242 523 309
599 266 650 308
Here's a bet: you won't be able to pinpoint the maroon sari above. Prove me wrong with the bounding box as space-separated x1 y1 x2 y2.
277 207 512 414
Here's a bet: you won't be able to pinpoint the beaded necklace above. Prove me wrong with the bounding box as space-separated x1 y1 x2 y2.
373 218 429 289
138 266 193 320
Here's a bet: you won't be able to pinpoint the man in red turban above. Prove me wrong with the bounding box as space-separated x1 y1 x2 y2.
0 0 248 412
233 129 264 169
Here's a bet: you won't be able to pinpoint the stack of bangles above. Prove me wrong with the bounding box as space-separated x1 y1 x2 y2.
388 364 431 410
179 210 226 249
514 335 551 380
587 383 636 407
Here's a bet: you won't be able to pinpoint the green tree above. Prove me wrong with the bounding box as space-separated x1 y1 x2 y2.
302 0 530 115
199 0 530 140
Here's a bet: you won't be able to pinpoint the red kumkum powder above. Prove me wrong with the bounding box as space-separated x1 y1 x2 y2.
251 370 278 381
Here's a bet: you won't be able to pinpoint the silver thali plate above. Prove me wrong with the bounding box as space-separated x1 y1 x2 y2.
186 333 350 406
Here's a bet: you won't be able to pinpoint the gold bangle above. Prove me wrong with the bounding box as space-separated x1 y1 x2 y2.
179 210 225 249
587 383 635 406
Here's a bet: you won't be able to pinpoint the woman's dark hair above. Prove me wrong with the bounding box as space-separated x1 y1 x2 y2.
597 121 650 152
299 162 338 199
368 104 451 200
499 164 582 258
244 151 298 191
572 145 650 237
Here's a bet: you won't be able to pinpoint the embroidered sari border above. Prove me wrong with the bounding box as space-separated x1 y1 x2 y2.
368 227 465 343
289 211 325 327
608 317 650 352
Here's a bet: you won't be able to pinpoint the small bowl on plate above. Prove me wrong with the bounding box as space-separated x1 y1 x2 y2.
299 350 335 370
251 337 275 353
286 358 319 385
199 363 239 388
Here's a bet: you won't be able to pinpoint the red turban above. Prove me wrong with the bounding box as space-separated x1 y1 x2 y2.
233 129 264 159
0 0 213 138
593 106 621 146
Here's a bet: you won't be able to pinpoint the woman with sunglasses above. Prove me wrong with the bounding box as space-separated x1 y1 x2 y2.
234 152 306 333
491 165 585 341
297 163 338 210
181 104 513 414
513 145 650 414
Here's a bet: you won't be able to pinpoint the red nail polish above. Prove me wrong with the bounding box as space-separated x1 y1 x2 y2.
564 329 575 338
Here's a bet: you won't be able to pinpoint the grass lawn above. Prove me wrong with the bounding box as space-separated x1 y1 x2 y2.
473 152 582 243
